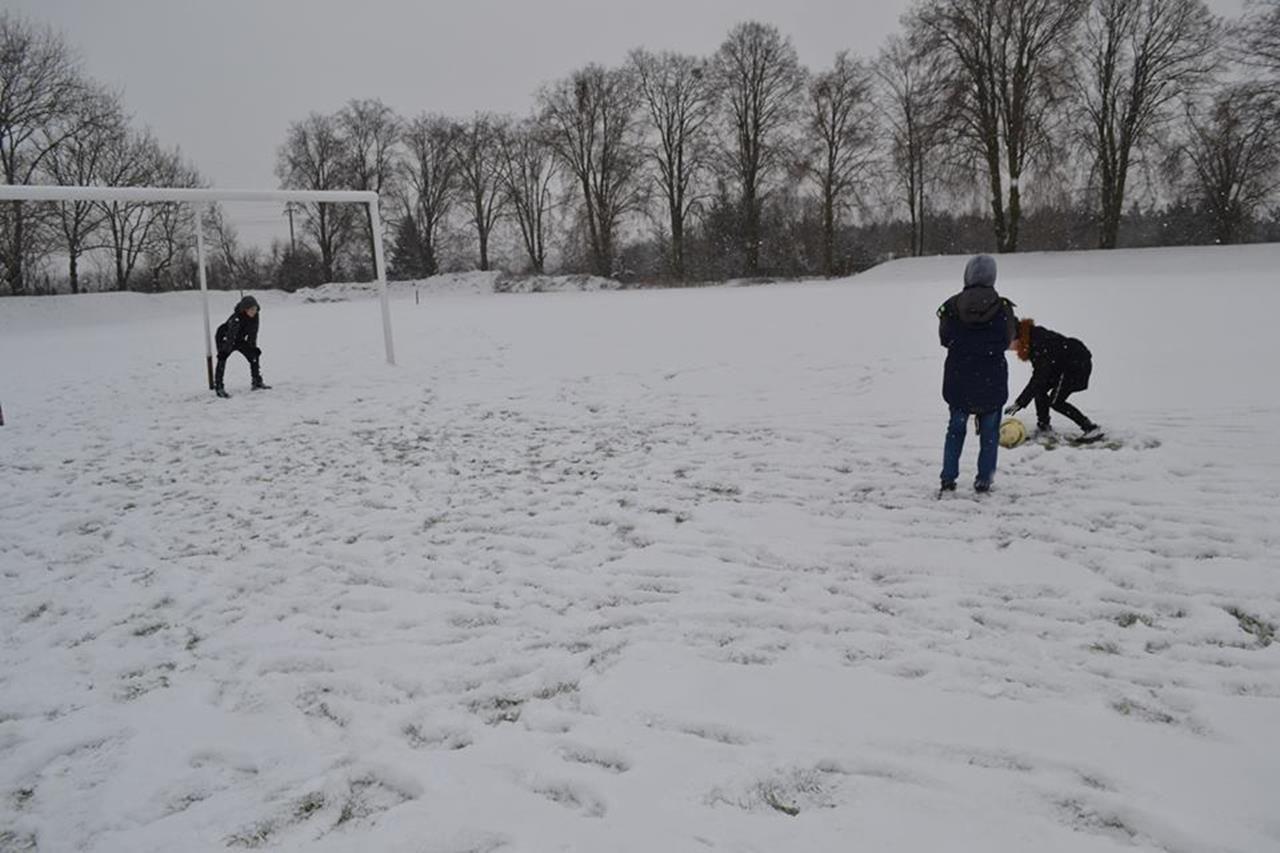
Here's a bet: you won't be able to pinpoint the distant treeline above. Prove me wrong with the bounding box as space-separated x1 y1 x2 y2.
4 2 1280 295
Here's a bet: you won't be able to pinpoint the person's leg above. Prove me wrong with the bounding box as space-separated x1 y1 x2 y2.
1034 390 1052 430
237 345 266 387
941 406 968 486
1052 393 1096 431
976 409 1000 486
213 354 228 389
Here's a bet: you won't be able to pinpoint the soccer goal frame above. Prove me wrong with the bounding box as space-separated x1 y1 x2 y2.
0 185 397 386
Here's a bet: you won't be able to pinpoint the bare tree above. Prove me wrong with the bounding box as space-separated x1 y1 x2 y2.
1177 84 1280 244
805 51 876 276
451 113 507 271
399 113 460 276
98 129 161 290
1235 0 1280 75
205 203 261 289
914 0 1088 252
1079 0 1219 249
497 118 558 273
715 21 806 276
630 49 718 280
338 98 400 265
276 112 356 282
0 12 99 293
875 35 948 257
43 88 125 293
144 147 202 291
540 64 642 277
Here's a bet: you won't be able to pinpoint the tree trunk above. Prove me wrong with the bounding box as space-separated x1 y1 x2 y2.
8 202 25 295
670 203 684 281
822 191 836 277
69 240 80 294
365 205 379 277
319 205 334 283
1007 178 1022 253
917 180 927 257
916 158 927 256
423 240 438 276
983 128 1009 252
743 186 760 276
597 221 613 277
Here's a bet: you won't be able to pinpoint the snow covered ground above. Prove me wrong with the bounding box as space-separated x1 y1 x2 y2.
2 245 1279 852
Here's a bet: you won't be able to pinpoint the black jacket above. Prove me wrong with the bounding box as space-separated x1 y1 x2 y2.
215 297 260 357
1014 325 1091 409
938 284 1017 413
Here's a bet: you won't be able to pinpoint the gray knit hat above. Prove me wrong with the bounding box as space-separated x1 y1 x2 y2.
963 254 997 289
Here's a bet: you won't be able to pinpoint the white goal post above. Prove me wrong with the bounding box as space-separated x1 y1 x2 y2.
0 184 397 386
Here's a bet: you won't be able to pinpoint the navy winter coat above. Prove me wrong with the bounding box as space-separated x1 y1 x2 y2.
938 283 1016 414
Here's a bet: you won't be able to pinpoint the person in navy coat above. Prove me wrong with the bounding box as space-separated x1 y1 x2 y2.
937 255 1017 493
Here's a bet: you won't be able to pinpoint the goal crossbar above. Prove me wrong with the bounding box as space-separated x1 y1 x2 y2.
0 184 397 383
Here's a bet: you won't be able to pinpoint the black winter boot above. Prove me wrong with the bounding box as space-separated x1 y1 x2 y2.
215 386 230 399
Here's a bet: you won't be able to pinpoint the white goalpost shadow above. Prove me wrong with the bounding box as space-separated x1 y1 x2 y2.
0 185 396 387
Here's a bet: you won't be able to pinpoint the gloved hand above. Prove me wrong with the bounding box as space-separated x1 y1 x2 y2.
1004 404 1022 416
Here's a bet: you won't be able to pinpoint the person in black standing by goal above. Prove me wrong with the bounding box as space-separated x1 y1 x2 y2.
214 295 271 398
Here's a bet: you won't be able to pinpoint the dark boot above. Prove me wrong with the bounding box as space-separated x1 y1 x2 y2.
215 386 230 399
1077 424 1105 443
249 355 270 389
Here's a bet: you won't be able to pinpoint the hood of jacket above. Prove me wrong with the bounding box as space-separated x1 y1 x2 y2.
953 284 1006 327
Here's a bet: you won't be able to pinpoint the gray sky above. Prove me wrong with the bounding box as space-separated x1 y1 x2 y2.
12 0 920 192
11 0 1250 243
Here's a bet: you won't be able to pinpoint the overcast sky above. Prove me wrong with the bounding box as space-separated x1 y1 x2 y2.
10 0 1250 238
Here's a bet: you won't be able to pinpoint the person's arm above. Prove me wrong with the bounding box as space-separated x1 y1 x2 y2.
1014 353 1060 410
1013 374 1040 411
937 302 954 347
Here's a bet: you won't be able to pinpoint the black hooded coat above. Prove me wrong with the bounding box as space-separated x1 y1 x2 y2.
215 296 260 357
1013 324 1092 410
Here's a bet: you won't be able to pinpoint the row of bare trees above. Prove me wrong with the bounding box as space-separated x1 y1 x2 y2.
277 3 1280 284
6 2 1280 294
0 12 209 295
274 23 882 283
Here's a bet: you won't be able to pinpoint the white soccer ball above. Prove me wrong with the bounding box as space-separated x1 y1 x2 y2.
999 417 1027 448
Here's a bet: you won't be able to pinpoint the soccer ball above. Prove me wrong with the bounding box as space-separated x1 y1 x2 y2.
999 417 1027 448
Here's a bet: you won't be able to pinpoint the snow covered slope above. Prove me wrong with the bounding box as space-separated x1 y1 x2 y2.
1 245 1278 852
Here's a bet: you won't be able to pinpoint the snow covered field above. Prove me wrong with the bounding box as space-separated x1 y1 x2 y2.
2 246 1279 852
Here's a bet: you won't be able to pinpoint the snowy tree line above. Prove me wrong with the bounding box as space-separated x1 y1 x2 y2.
4 2 1280 295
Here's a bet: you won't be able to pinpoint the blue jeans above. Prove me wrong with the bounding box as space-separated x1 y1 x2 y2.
941 406 1000 484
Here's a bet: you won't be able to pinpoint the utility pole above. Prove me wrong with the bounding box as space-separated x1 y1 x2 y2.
284 202 297 253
